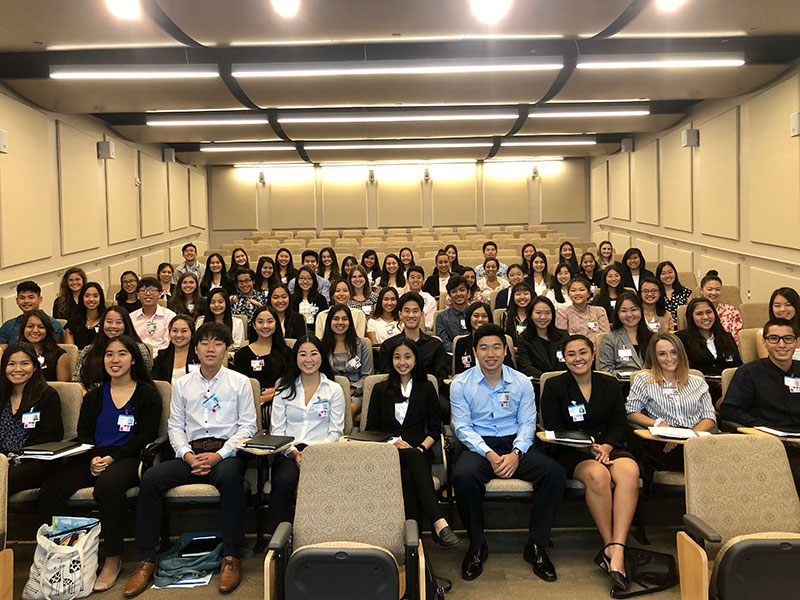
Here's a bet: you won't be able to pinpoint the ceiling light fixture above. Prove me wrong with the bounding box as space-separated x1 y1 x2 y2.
576 52 745 69
232 56 562 78
304 141 494 150
656 0 685 10
502 137 596 147
529 104 649 118
106 0 140 19
50 64 219 80
147 115 269 126
469 0 513 25
200 142 294 152
271 0 300 18
278 109 519 124
486 157 564 162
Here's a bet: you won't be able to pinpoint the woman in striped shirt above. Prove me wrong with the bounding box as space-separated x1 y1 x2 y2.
626 332 716 470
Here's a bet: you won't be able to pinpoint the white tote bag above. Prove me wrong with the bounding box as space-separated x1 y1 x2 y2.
22 521 101 600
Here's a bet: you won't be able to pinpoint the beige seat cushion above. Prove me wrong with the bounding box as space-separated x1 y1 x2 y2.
653 471 685 486
485 479 533 494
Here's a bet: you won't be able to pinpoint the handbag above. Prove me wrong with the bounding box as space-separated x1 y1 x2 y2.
22 521 101 600
610 546 679 598
153 531 223 587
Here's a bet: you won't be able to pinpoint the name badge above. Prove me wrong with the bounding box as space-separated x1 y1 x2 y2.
117 414 135 432
725 355 735 362
460 318 467 330
188 364 200 373
785 377 800 393
647 321 660 332
362 305 372 316
618 348 633 361
497 393 510 409
663 382 678 398
251 358 265 372
22 411 41 429
461 355 473 368
146 322 158 335
610 300 617 309
386 323 397 336
568 403 587 422
347 356 362 370
556 350 565 363
203 393 221 413
313 400 329 418
587 320 599 332
37 355 46 367
516 323 527 335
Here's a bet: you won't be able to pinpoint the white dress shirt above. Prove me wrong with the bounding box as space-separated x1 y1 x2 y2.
394 379 413 424
131 305 177 353
271 373 346 454
169 366 258 460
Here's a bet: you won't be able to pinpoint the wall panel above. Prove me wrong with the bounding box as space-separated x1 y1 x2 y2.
747 76 800 249
632 141 659 225
269 167 316 230
660 245 694 273
189 170 208 229
590 162 609 221
107 258 140 291
608 153 631 221
57 122 103 254
105 136 139 244
0 94 55 267
660 127 693 232
632 238 660 265
540 160 586 223
139 152 168 237
749 267 800 302
376 166 423 227
211 167 257 230
610 232 631 252
141 249 168 276
431 163 477 226
698 254 740 288
483 162 529 225
321 166 369 229
84 269 104 289
168 162 190 231
696 108 739 240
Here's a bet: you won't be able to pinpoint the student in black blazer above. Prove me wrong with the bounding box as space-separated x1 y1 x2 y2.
150 315 200 385
453 302 515 375
422 251 452 300
38 335 161 592
619 248 654 292
516 296 568 378
541 334 639 591
366 336 460 549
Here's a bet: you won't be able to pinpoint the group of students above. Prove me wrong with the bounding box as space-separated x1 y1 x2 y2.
2 235 800 595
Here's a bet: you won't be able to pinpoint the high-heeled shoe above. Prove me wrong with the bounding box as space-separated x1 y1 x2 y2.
593 542 630 591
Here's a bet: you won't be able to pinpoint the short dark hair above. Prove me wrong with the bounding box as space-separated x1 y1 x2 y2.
193 322 233 348
560 334 594 354
182 242 197 253
472 323 507 349
482 241 497 252
235 268 256 281
763 317 800 337
17 281 41 296
398 291 424 311
406 265 425 278
446 274 468 294
301 249 320 262
137 277 162 292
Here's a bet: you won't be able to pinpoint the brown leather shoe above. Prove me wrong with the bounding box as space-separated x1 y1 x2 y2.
123 560 157 598
218 556 242 593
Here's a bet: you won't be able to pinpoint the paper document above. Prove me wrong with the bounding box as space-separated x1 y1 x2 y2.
754 426 800 438
649 427 711 439
19 443 94 460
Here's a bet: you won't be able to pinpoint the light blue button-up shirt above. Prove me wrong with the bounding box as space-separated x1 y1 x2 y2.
450 364 536 457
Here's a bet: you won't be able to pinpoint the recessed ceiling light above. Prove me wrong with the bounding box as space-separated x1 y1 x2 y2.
271 0 300 18
106 0 140 19
469 0 513 25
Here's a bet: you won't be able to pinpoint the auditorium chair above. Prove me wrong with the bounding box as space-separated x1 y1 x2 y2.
57 343 79 375
738 302 769 329
736 328 761 363
1 453 11 600
264 443 426 600
677 435 800 599
690 286 743 309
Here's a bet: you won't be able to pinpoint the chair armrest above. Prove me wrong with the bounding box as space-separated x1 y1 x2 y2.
404 519 419 548
683 514 722 544
269 521 293 551
140 435 170 467
718 420 744 433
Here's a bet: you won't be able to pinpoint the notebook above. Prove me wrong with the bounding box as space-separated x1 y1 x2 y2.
243 432 294 450
348 431 393 443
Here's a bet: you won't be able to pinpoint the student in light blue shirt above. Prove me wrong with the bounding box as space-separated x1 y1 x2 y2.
0 281 64 349
451 324 565 583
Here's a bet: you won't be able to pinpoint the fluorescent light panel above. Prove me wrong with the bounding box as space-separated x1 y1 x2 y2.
232 56 563 78
305 142 494 150
502 137 596 146
50 64 219 79
200 143 293 152
278 108 518 124
147 115 269 126
576 52 745 69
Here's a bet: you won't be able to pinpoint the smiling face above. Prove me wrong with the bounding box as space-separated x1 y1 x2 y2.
532 256 545 274
513 288 532 308
233 250 248 267
382 292 398 314
138 284 160 308
209 293 226 317
67 272 85 293
158 265 173 285
302 255 318 270
254 310 277 340
446 247 457 263
532 301 553 330
169 319 192 348
692 302 716 331
617 298 642 328
237 272 254 295
605 269 621 288
277 251 291 268
474 334 506 376
563 339 593 376
400 249 413 266
406 271 423 292
321 251 333 267
121 274 138 296
385 256 399 275
436 255 450 275
771 294 796 320
400 301 422 330
507 266 524 285
196 337 227 368
640 282 661 306
560 245 573 260
449 283 469 308
626 253 641 270
23 315 46 345
523 245 535 263
270 288 289 313
209 256 223 274
555 267 571 286
297 341 322 375
5 351 35 387
363 254 376 268
655 339 679 374
82 286 101 311
763 324 799 364
342 258 356 276
16 291 42 313
392 343 416 378
599 243 613 260
104 340 133 379
332 281 351 304
484 261 498 279
659 265 676 287
296 270 314 293
581 255 596 272
567 280 589 305
702 280 722 304
483 244 497 259
470 306 490 330
103 311 126 337
330 309 350 335
181 276 197 296
463 269 477 287
183 245 197 262
350 271 366 293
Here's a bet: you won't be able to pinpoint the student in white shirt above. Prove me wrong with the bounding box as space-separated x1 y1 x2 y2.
546 263 575 311
130 277 177 355
125 322 257 596
367 287 402 344
267 336 346 534
315 279 367 338
476 258 510 294
405 266 437 332
527 252 553 297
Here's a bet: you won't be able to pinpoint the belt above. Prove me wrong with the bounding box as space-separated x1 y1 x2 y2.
190 437 225 453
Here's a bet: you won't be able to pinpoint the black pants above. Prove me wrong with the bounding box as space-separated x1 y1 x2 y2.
787 446 800 494
38 450 140 556
399 448 443 525
8 458 59 496
266 453 299 535
453 436 566 553
136 456 247 560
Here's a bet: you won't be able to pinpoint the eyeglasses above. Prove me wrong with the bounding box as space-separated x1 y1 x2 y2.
297 276 314 282
122 279 138 286
139 287 160 296
765 334 797 344
641 289 660 296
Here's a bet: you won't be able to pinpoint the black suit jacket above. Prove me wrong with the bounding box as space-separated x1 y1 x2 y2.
365 379 442 447
377 332 449 381
620 268 655 291
516 329 568 378
150 344 200 382
675 329 742 376
422 274 446 299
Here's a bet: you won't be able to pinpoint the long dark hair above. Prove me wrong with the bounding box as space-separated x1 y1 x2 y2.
275 335 335 401
559 241 580 272
444 244 461 273
621 247 647 275
683 298 738 359
200 252 232 296
520 243 537 274
361 249 381 279
247 306 290 370
527 251 553 288
115 270 139 303
341 255 358 277
101 335 155 386
551 262 575 304
0 342 50 416
372 287 400 321
255 256 279 292
275 248 297 282
595 263 626 309
465 302 493 333
290 266 320 303
170 272 203 319
461 267 480 297
268 283 296 318
399 247 416 272
383 337 429 404
321 304 359 359
79 306 143 389
18 310 61 367
202 288 234 331
318 247 340 280
380 253 406 288
69 282 105 327
611 292 653 357
505 281 534 337
228 247 250 278
769 287 800 331
655 261 687 293
523 296 566 342
638 276 668 317
162 315 199 366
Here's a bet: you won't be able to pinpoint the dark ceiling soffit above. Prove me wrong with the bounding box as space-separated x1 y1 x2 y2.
592 0 652 40
3 36 800 79
217 60 262 109
535 53 577 104
504 105 530 137
294 141 310 162
486 136 503 159
267 109 291 141
141 0 206 48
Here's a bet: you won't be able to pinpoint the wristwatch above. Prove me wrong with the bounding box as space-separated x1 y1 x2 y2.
513 448 523 459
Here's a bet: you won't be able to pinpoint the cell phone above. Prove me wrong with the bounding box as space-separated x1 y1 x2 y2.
178 535 222 557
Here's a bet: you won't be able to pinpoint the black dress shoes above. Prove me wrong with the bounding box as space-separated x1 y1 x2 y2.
461 541 488 581
523 541 557 582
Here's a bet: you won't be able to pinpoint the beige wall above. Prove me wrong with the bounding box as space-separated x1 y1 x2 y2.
0 89 208 321
591 68 800 302
207 158 590 248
